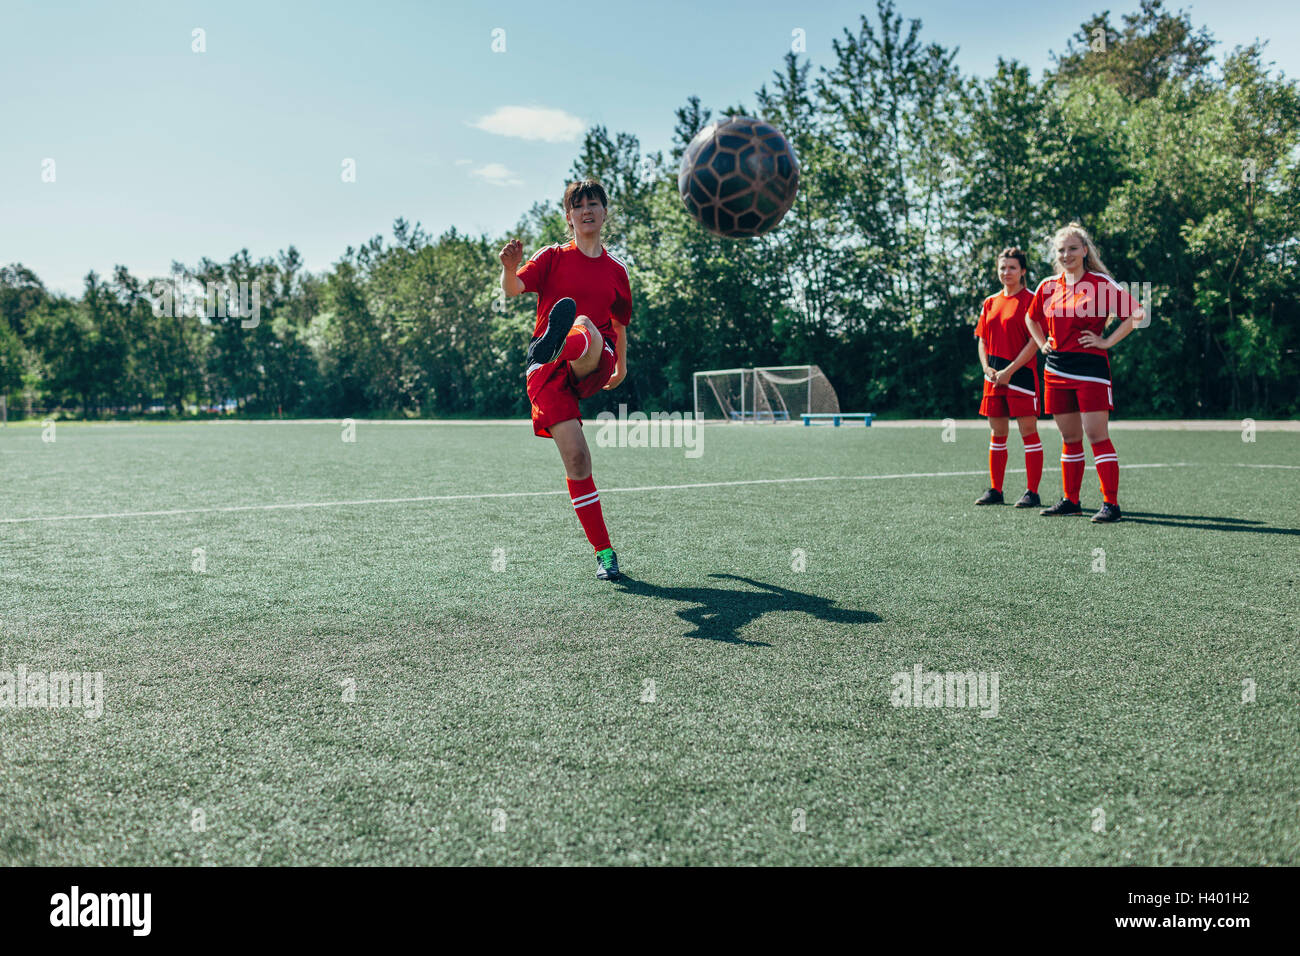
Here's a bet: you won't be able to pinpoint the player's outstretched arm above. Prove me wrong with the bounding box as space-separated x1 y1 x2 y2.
994 339 1039 387
1080 307 1145 351
1025 316 1051 354
976 339 995 382
499 239 526 297
603 329 627 390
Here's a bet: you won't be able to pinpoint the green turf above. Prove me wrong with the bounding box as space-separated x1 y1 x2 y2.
0 420 1296 865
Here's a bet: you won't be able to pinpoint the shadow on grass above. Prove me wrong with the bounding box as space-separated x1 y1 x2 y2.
1122 512 1300 536
615 573 880 646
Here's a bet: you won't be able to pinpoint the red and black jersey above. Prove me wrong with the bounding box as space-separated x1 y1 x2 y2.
516 241 631 347
975 288 1037 396
1028 272 1137 384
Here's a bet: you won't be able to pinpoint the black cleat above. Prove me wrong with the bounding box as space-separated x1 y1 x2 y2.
595 548 621 581
975 488 1004 506
1014 490 1042 509
1040 497 1083 516
1091 502 1122 523
526 297 578 369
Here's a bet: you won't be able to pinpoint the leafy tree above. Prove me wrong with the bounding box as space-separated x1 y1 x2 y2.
1052 0 1215 100
9 3 1299 420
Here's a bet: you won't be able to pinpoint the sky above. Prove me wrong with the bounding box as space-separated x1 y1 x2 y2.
1 0 1293 294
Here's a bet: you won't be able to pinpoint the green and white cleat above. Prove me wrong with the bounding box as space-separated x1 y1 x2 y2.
595 548 621 581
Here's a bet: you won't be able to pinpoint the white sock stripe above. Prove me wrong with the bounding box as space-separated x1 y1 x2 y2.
1023 444 1043 452
573 497 600 510
1060 454 1086 461
1093 456 1119 464
570 491 600 506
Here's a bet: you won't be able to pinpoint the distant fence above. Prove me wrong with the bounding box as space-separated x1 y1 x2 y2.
0 400 246 423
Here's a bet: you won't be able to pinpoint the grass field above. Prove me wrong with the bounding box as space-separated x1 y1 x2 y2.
1 419 1296 865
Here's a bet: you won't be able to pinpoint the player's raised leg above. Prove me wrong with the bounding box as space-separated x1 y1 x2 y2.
550 418 620 580
567 316 603 380
1084 410 1120 522
1014 415 1042 508
526 297 579 369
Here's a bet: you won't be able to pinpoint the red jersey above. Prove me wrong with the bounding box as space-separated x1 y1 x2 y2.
1028 272 1137 383
517 241 632 346
974 287 1037 399
974 288 1035 362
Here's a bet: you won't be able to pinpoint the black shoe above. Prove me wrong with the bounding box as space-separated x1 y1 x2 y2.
526 297 578 368
1040 498 1082 516
1091 502 1122 523
975 488 1004 506
595 548 621 581
1014 490 1041 509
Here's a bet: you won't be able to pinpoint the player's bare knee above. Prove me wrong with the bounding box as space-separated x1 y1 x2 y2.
564 447 591 479
578 316 600 355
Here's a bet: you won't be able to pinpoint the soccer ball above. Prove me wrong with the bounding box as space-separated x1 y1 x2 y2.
677 116 799 238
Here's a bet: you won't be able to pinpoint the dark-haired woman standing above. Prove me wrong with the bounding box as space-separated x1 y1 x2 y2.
973 247 1043 508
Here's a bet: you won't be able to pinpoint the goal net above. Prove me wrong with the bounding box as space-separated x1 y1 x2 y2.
692 365 841 423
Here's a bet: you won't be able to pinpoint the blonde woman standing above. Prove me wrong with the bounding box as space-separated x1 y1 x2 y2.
1025 223 1146 523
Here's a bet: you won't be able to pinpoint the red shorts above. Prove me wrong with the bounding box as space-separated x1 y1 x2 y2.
527 335 617 437
1043 371 1113 414
980 383 1039 419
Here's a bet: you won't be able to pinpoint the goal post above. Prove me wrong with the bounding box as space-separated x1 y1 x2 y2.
693 365 841 423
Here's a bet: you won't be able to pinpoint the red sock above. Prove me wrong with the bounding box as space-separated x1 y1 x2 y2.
557 327 590 365
567 475 611 552
1022 431 1042 493
1061 441 1085 502
988 436 1008 492
1092 439 1119 504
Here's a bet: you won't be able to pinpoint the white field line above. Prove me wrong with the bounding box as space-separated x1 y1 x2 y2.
0 463 1191 525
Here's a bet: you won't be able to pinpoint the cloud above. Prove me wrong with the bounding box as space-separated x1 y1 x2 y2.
469 162 523 187
454 158 473 166
470 106 585 143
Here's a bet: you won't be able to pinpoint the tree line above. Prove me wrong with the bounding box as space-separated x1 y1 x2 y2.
2 0 1296 420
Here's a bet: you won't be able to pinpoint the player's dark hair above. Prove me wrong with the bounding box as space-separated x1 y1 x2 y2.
564 179 608 212
997 247 1029 290
563 179 609 238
